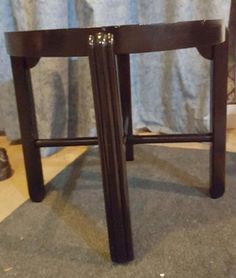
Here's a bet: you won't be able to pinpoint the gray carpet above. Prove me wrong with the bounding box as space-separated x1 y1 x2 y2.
1 145 236 278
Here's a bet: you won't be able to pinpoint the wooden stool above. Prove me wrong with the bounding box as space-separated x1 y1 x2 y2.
5 19 228 263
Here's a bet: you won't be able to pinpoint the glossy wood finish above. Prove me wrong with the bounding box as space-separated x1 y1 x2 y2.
35 132 211 147
10 57 45 202
5 20 224 57
117 54 134 161
129 133 212 144
88 33 133 263
210 30 229 199
35 137 98 147
6 19 228 263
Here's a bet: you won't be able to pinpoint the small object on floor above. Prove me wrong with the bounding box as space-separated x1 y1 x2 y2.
0 148 12 181
3 267 13 272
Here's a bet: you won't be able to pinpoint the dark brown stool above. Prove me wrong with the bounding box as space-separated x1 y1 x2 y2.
5 20 228 263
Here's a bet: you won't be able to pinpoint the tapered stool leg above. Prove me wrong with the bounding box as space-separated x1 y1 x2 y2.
210 31 229 199
117 54 134 161
11 57 45 202
89 33 133 263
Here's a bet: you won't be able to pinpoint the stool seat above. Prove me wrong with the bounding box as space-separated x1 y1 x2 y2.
5 20 224 57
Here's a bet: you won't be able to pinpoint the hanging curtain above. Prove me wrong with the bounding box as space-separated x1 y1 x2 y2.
0 0 232 155
228 0 236 103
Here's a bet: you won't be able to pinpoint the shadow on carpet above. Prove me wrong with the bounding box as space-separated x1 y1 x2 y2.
1 145 236 278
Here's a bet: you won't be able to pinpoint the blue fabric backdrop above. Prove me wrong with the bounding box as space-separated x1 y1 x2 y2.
0 0 231 155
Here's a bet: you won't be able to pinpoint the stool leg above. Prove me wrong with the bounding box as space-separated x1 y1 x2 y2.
117 54 134 161
89 33 133 263
210 32 229 199
11 57 45 202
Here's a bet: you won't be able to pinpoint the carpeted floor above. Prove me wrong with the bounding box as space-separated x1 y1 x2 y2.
0 145 236 278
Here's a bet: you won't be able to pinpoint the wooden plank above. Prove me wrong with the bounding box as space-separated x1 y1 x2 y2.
5 20 224 57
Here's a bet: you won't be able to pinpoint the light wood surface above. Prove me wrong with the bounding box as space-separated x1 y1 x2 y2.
0 137 86 222
0 129 235 222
